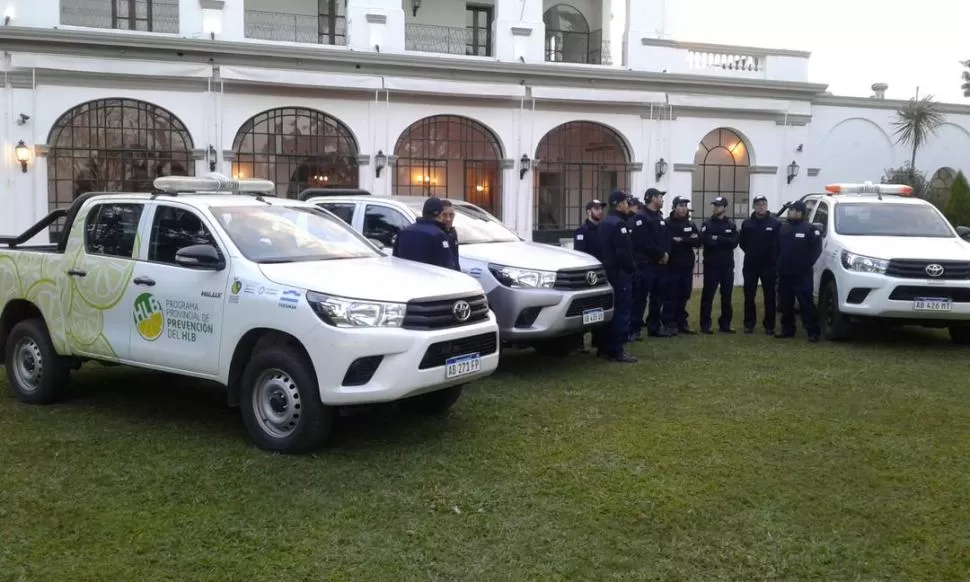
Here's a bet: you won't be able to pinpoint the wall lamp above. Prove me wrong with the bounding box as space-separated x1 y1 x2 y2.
15 140 30 173
655 157 668 182
519 154 531 180
207 144 217 172
411 0 421 16
786 160 800 184
374 150 387 178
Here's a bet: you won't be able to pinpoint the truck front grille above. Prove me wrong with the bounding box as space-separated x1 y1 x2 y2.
565 293 615 317
554 267 609 290
886 259 970 280
403 294 489 330
419 332 498 369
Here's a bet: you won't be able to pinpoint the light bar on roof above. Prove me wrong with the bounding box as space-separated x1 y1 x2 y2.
153 173 276 194
824 182 913 196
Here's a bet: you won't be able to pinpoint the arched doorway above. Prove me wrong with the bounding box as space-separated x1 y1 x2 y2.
692 127 751 274
533 121 633 243
231 107 359 198
928 167 957 208
392 115 503 216
47 98 194 211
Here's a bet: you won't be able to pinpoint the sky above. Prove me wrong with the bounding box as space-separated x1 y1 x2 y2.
671 0 969 104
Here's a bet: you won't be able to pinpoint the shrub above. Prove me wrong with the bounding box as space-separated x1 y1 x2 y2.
943 171 970 227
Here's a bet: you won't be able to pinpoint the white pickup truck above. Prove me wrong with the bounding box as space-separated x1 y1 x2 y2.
0 175 500 453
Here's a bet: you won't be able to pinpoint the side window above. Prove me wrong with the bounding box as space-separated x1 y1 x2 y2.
803 199 818 218
363 204 411 247
318 202 356 225
813 201 829 234
148 205 221 265
84 203 144 258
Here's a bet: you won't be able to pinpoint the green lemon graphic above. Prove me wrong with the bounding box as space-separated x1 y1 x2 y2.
133 293 164 341
231 279 242 295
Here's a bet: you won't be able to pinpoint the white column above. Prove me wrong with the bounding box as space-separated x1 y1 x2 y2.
346 0 405 53
493 0 545 63
623 0 672 69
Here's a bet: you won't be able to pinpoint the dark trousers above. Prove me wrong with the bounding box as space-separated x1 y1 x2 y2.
663 265 694 330
700 263 735 331
631 263 666 333
742 263 777 331
604 271 633 356
778 273 820 336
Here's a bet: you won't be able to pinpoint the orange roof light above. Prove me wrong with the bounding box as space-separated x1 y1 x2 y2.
825 184 842 194
824 182 914 197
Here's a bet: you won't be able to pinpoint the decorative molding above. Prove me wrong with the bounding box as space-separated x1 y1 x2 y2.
630 162 644 172
673 163 695 172
813 94 970 115
807 167 820 177
356 154 371 166
774 114 812 126
34 144 49 157
387 155 399 165
222 150 236 161
365 13 387 24
749 166 778 175
510 26 533 37
640 37 812 59
191 148 207 160
199 0 225 9
500 159 515 170
643 106 813 126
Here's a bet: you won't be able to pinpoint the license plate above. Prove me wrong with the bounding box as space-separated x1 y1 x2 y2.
913 297 952 312
445 353 481 379
582 308 605 325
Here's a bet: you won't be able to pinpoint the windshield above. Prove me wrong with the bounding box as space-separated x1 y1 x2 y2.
211 205 380 263
834 203 955 238
402 200 520 244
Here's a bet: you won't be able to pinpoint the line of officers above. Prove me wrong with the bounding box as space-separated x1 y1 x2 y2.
573 189 823 364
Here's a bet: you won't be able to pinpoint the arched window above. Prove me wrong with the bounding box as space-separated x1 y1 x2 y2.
392 115 503 217
231 107 359 198
533 121 633 242
47 98 194 218
543 4 604 64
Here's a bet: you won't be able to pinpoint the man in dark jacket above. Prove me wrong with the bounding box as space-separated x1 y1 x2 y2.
392 197 459 271
440 199 460 267
776 200 822 342
629 187 671 339
699 196 740 334
663 196 701 334
598 190 637 363
573 199 604 260
739 194 781 335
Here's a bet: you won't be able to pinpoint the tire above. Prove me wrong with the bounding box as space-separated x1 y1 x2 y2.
239 345 333 454
3 318 70 404
820 280 851 341
948 325 970 345
533 333 582 357
400 385 463 415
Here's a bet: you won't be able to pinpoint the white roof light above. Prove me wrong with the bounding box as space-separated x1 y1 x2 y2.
824 182 914 196
152 173 276 194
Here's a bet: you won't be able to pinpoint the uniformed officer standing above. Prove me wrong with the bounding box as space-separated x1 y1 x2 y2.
739 194 781 335
573 199 605 353
776 200 822 342
599 190 638 363
629 188 671 339
663 196 702 334
440 199 460 267
699 196 740 334
392 197 459 270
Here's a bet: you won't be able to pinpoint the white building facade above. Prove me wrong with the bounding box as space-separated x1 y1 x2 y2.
1 0 969 246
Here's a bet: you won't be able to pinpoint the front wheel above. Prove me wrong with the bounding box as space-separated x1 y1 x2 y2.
239 346 333 453
948 325 970 345
820 280 851 341
4 318 70 404
400 385 463 415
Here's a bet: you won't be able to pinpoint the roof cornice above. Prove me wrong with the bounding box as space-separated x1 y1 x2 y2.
814 94 970 115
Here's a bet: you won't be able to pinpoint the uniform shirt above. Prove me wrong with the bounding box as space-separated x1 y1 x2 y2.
701 215 740 266
629 208 671 264
392 218 459 271
776 218 823 276
445 227 460 267
739 212 781 268
573 219 604 262
667 214 702 268
600 209 635 276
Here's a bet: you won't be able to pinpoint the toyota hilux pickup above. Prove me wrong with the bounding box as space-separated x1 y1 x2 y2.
298 190 614 357
0 175 500 453
788 182 970 343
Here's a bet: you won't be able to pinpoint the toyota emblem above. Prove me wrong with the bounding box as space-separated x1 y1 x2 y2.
925 263 945 278
585 271 598 286
452 300 472 322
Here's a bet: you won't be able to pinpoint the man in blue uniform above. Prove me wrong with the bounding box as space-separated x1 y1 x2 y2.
739 194 781 335
599 190 638 363
392 197 459 270
776 200 822 342
573 199 605 353
439 199 459 267
629 188 671 339
663 196 702 334
699 196 740 334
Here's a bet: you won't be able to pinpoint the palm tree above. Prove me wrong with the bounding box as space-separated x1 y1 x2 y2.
962 60 970 98
892 91 946 183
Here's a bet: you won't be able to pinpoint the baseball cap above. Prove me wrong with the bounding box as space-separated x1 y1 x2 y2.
672 196 690 207
790 200 807 213
628 197 642 207
608 190 629 206
711 196 729 206
423 196 445 217
753 195 768 204
585 199 603 210
644 188 666 200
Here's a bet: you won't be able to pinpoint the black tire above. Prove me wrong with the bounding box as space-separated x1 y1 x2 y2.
3 318 70 404
948 325 970 345
400 385 463 415
820 280 851 341
533 333 582 357
239 345 333 454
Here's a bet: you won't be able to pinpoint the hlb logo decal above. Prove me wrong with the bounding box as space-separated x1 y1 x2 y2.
133 293 165 341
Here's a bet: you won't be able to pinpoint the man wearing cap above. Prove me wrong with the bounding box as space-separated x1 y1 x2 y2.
739 195 781 335
776 200 822 342
699 196 740 334
573 200 605 260
392 196 459 271
598 190 638 363
664 196 702 333
629 187 672 339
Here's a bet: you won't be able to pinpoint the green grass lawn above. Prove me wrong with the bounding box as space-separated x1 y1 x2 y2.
2 293 969 581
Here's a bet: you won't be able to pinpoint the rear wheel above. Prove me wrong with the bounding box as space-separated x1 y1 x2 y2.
400 386 463 415
948 325 970 345
820 280 851 341
4 318 70 404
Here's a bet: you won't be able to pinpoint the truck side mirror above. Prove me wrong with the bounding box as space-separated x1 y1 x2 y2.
175 244 226 270
956 226 970 241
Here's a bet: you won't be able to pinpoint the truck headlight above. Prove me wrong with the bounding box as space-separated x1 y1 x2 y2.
306 291 405 328
841 250 889 274
488 264 556 289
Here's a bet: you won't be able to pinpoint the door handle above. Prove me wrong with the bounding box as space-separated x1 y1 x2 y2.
133 276 156 287
67 269 87 277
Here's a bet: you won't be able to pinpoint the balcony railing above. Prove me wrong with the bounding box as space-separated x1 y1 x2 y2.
60 0 179 33
545 29 612 65
244 10 346 45
405 23 491 57
688 49 762 73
